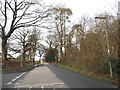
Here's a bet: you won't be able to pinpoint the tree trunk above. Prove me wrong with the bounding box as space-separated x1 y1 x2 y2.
22 45 26 61
32 51 36 64
60 39 63 60
117 4 120 87
80 38 85 54
2 38 8 60
118 20 120 60
118 2 120 58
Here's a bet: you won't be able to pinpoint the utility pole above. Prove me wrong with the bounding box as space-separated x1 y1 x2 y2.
117 1 120 88
95 16 113 78
21 46 23 68
118 2 120 62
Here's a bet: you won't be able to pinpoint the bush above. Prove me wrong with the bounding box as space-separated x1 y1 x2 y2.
44 48 58 62
113 59 120 78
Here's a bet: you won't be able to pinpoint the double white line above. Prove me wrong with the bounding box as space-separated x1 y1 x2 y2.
7 72 26 85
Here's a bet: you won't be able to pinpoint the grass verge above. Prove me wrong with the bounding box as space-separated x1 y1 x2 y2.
2 59 34 71
53 62 118 86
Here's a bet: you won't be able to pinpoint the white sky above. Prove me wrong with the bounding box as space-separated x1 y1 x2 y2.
44 0 118 22
39 0 119 52
1 0 119 59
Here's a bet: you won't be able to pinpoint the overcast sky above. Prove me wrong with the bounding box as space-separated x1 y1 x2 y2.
38 0 119 50
44 0 118 22
0 0 119 58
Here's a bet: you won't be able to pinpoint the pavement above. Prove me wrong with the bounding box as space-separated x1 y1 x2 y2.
2 63 117 89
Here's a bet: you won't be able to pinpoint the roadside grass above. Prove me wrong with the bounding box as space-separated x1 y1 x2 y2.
26 61 40 66
26 63 33 66
56 64 79 72
2 59 33 71
53 62 118 86
34 61 40 64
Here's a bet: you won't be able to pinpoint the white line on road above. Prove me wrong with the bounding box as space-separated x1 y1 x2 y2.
60 85 63 88
14 83 19 85
12 79 17 82
17 82 65 88
41 85 44 88
29 86 32 90
7 82 12 85
33 82 65 87
7 72 26 85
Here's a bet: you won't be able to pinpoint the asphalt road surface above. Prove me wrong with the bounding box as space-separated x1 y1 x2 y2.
2 63 116 89
2 71 27 88
17 63 69 89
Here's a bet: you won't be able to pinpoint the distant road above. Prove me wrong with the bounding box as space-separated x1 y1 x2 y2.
2 63 116 89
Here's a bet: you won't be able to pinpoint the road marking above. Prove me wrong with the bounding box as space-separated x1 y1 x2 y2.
33 82 64 87
51 84 54 87
15 77 19 79
29 86 32 90
41 85 44 88
17 82 64 88
7 82 12 85
11 79 16 82
7 72 26 85
60 85 62 88
14 83 19 85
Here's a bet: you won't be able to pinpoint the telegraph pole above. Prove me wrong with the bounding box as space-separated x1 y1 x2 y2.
21 46 23 68
95 16 113 78
117 1 120 88
118 2 120 61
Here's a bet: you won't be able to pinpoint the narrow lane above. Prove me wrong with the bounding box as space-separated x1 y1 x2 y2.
17 63 69 88
16 63 116 89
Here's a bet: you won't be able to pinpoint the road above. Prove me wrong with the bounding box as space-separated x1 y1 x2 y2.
16 63 69 88
2 63 116 89
2 71 27 88
2 65 34 88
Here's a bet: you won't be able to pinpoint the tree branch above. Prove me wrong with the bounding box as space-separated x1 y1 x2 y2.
14 5 30 26
6 1 14 13
3 2 7 29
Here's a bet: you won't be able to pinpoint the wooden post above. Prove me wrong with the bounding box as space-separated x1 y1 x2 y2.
118 1 120 88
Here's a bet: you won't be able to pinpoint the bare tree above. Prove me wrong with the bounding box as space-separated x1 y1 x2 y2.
9 28 30 60
53 7 72 60
27 27 41 62
37 43 45 61
0 0 51 60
